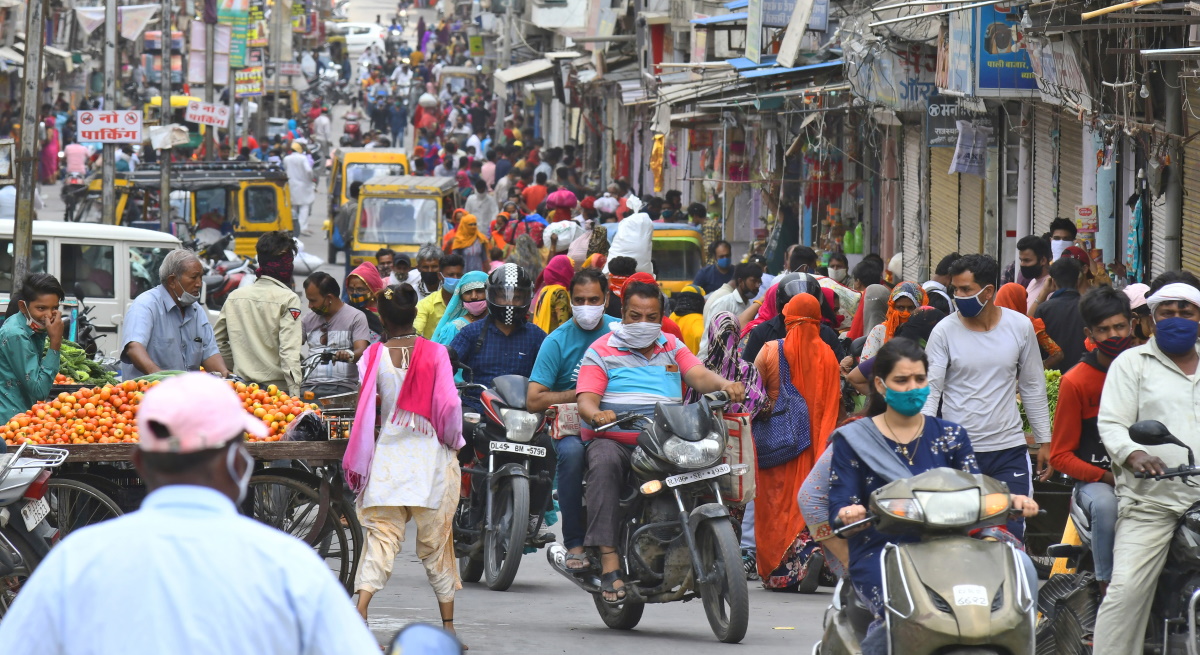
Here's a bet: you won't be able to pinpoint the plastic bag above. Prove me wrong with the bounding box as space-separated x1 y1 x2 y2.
283 409 327 441
603 195 653 274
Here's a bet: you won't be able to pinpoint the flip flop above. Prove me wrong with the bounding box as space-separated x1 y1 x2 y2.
600 570 628 605
565 552 596 572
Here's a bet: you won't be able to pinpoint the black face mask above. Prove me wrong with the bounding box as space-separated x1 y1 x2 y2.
1020 264 1043 281
420 270 440 289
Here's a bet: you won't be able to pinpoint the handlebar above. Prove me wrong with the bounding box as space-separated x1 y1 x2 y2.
1134 465 1200 480
704 391 731 410
829 507 1047 537
594 412 647 433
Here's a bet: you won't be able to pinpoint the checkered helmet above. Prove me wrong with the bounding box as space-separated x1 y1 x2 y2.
486 263 533 326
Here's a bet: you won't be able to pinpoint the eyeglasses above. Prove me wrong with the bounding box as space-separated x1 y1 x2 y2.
319 323 330 346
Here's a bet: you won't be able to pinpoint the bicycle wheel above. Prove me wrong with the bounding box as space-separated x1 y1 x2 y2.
45 478 123 538
249 474 354 590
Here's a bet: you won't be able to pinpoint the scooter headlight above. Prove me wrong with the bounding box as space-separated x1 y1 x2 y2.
913 489 981 527
499 408 540 443
662 435 723 469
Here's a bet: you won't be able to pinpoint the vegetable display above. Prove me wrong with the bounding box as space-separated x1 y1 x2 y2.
56 341 118 386
1019 369 1062 434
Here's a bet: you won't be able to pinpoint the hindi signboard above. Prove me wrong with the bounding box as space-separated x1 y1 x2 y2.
77 110 144 144
278 61 302 76
184 100 232 129
234 67 265 97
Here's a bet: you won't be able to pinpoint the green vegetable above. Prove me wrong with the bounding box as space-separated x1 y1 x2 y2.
135 371 186 383
1019 369 1062 434
51 340 118 386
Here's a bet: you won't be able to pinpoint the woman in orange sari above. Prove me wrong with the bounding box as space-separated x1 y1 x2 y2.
994 282 1064 369
751 294 841 590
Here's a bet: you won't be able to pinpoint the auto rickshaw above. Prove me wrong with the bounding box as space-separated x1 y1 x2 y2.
343 175 458 269
73 162 294 258
603 222 705 295
144 95 206 151
326 148 410 259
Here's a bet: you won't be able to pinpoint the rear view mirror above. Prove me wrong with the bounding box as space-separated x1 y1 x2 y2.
72 282 85 303
1130 420 1179 447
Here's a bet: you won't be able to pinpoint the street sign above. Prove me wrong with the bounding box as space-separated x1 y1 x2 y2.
234 67 265 97
184 100 232 129
77 110 144 144
278 62 302 76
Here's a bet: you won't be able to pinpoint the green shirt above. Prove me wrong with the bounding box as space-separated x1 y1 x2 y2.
0 316 60 422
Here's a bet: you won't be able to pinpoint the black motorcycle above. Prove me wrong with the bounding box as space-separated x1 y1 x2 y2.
454 374 556 592
546 392 750 643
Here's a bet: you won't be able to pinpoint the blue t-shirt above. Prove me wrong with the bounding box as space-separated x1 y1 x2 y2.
692 264 733 294
529 315 619 392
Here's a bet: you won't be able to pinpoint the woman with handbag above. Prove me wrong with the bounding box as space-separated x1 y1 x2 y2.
751 294 842 591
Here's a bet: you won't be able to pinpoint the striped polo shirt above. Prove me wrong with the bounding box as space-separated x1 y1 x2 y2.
576 331 702 445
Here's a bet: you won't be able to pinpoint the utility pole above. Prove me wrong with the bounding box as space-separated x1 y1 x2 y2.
273 0 286 122
500 1 512 70
204 21 216 160
100 0 117 225
13 0 45 284
160 0 172 230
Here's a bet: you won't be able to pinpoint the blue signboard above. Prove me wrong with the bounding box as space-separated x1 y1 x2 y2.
944 9 973 96
974 5 1037 95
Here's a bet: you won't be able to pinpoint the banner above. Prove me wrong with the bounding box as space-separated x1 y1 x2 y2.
77 110 144 144
949 119 990 178
218 0 251 69
975 5 1037 96
234 66 264 97
187 21 232 85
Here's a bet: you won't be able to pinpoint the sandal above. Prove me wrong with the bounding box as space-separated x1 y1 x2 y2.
565 552 595 571
600 570 628 605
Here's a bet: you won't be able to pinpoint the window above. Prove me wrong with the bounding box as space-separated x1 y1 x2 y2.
60 244 115 299
346 163 406 186
652 240 702 281
0 240 48 293
194 187 229 230
129 246 173 299
245 187 278 224
359 197 438 245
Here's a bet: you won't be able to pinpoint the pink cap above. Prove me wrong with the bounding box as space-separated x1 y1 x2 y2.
137 373 267 453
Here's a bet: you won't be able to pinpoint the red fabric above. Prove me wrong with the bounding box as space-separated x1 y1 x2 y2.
535 255 575 296
741 284 779 338
847 295 866 340
522 184 548 212
1049 359 1109 482
348 261 385 294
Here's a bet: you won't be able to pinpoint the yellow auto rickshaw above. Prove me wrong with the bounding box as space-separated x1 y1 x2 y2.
144 95 206 151
325 149 410 260
344 175 459 269
603 222 705 295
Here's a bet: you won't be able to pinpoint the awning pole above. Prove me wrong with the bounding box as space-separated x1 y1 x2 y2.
869 0 1007 27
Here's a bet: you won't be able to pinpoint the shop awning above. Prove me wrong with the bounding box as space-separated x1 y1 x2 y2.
494 58 554 84
656 71 754 106
670 110 722 125
690 12 748 24
737 59 842 79
726 55 777 71
0 47 23 66
619 80 645 103
43 45 73 72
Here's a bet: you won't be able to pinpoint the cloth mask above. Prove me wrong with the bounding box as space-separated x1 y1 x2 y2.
1051 239 1070 260
610 320 662 349
173 280 199 308
954 287 990 318
348 292 370 308
1155 317 1199 355
1095 335 1132 358
463 299 488 316
442 277 460 292
828 268 848 283
716 257 731 269
884 385 930 417
420 270 441 290
19 302 44 332
226 444 255 504
1019 265 1043 282
256 257 294 285
573 304 605 331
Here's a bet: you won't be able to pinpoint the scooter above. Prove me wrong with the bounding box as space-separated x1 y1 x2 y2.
815 468 1037 654
453 374 556 592
546 392 750 643
0 443 69 618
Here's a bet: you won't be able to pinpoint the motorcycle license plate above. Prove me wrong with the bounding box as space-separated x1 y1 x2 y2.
666 463 731 488
952 584 989 607
489 442 546 457
21 497 49 532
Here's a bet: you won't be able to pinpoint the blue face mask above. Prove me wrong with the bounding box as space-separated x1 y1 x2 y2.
1155 317 1199 355
716 257 731 269
884 386 930 417
953 285 990 318
442 277 460 292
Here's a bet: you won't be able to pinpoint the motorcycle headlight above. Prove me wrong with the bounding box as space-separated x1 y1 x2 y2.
913 489 981 527
499 408 540 443
662 434 723 469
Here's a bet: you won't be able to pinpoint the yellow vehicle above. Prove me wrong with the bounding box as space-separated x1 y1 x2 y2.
326 148 410 259
144 95 206 150
603 222 705 295
72 162 294 258
341 175 458 269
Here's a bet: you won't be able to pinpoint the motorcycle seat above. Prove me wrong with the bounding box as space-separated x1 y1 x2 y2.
202 274 224 289
214 261 240 274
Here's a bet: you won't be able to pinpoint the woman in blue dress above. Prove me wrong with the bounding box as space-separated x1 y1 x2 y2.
827 337 1039 649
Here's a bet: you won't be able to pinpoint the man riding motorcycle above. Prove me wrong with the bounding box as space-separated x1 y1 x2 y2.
576 280 745 602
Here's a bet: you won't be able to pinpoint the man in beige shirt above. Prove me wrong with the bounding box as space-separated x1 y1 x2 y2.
214 232 304 397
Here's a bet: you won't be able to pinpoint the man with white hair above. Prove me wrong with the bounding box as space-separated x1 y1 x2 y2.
1092 273 1200 655
119 249 229 379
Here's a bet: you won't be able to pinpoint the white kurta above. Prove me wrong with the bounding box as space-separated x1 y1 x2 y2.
282 152 315 206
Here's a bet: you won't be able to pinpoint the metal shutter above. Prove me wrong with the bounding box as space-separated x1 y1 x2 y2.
1150 194 1170 280
959 173 984 254
930 147 959 269
902 126 923 281
1032 108 1057 236
1057 116 1084 222
1183 83 1200 273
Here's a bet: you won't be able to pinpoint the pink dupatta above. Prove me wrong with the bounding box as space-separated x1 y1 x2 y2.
343 338 465 493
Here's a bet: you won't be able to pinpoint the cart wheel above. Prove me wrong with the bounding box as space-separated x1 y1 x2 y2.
248 474 355 591
44 478 123 538
328 491 363 592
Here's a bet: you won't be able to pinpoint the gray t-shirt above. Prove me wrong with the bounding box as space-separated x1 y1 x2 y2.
921 307 1051 452
301 304 371 388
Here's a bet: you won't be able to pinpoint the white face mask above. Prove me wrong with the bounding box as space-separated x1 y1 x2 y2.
828 268 848 283
173 279 200 308
1050 239 1070 260
226 443 254 504
610 320 662 349
573 303 605 331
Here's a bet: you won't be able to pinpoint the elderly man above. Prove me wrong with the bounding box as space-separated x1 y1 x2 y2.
0 373 380 654
120 250 229 379
283 142 315 236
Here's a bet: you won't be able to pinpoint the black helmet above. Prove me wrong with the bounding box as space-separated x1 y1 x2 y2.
777 273 821 310
486 263 533 325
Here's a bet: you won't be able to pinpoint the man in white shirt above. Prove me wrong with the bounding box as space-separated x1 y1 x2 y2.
463 179 497 238
283 143 316 235
699 263 763 358
1018 235 1052 317
390 63 412 89
311 108 332 156
0 373 380 655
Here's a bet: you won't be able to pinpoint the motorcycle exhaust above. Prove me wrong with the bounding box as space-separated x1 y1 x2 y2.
546 543 602 593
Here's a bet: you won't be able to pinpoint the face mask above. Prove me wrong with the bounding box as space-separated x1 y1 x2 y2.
884 385 930 417
829 268 847 283
1019 264 1043 281
1095 335 1132 358
348 292 370 308
226 443 254 504
1134 319 1151 341
442 277 460 292
1154 317 1200 355
420 270 441 289
954 286 990 318
20 302 44 332
612 320 662 349
463 299 487 316
1050 239 1070 260
173 280 199 308
716 257 731 269
573 303 605 330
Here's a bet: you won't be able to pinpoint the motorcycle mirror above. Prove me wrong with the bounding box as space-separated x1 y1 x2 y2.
1129 420 1181 448
72 282 85 303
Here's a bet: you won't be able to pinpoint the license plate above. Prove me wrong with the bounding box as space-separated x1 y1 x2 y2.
953 584 990 607
21 497 49 532
665 463 731 488
489 441 546 457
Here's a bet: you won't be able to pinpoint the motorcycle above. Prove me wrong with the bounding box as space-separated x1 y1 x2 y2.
0 443 69 618
68 284 100 358
546 392 750 643
815 468 1037 654
385 26 405 56
343 111 364 145
453 374 556 592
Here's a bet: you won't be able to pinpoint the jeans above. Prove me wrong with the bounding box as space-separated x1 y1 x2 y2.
553 435 585 550
739 501 756 550
1074 481 1118 581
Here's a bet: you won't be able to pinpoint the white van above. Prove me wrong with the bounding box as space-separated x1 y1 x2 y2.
0 220 182 354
